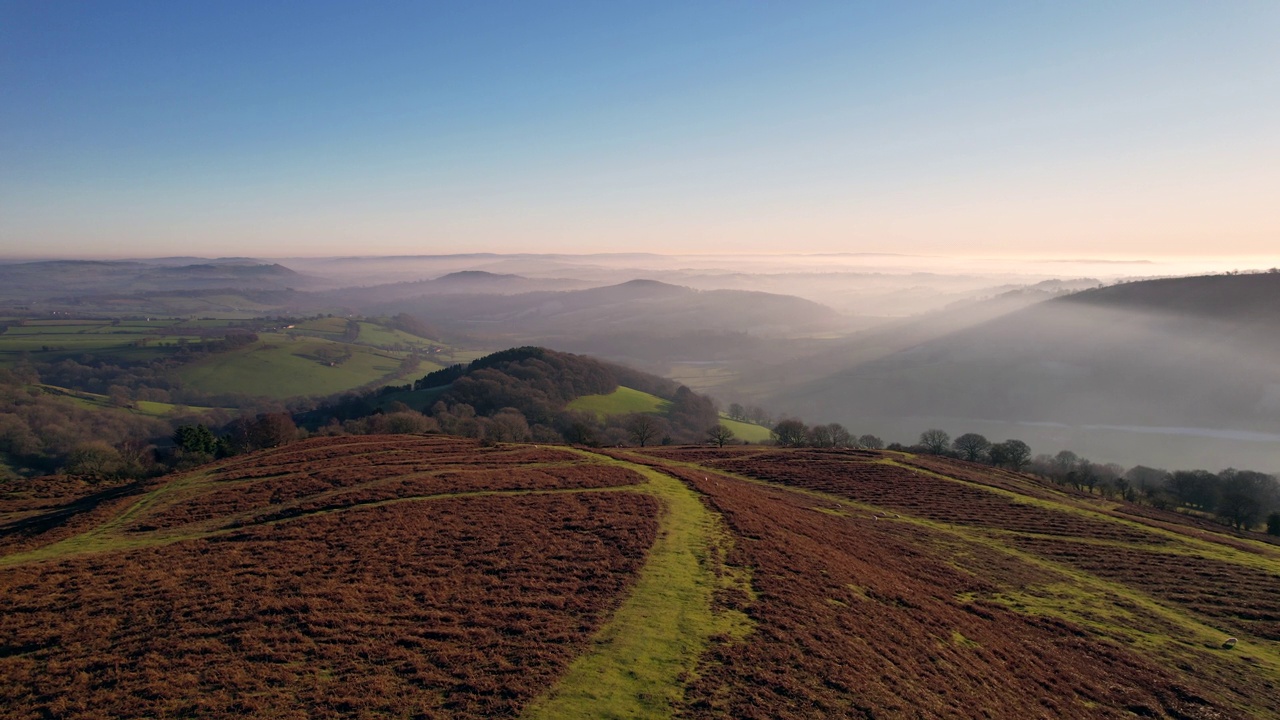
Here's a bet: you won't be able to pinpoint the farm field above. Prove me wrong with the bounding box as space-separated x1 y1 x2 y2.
1 316 480 400
0 318 186 365
172 333 427 398
3 437 1278 718
715 416 771 443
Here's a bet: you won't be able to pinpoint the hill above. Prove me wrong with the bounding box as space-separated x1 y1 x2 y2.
374 279 848 340
568 386 773 443
321 346 723 445
0 260 314 302
312 271 597 308
3 436 1277 718
782 273 1280 470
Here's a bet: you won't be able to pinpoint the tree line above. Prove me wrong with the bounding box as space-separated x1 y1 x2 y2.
911 428 1280 534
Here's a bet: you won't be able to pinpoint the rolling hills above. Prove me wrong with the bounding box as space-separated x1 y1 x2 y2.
373 278 848 341
4 435 1278 718
781 273 1280 470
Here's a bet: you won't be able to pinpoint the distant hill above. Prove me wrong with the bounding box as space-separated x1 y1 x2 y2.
375 279 842 335
312 270 597 308
4 438 1277 717
782 273 1280 469
0 260 316 302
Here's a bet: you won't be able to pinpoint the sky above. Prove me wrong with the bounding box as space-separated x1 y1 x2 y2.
2 1 1278 263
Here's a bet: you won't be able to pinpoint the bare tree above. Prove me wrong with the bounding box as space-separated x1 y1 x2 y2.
772 418 808 447
627 413 661 447
919 429 950 455
952 433 990 462
707 424 736 447
827 423 852 448
807 424 833 447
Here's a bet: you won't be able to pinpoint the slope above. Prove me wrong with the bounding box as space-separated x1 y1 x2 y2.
782 273 1280 469
5 437 1278 718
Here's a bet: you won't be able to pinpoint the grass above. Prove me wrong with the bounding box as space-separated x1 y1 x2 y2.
36 384 213 417
567 388 772 443
567 386 671 418
522 449 752 720
0 321 167 363
174 334 409 398
354 322 434 348
717 416 772 443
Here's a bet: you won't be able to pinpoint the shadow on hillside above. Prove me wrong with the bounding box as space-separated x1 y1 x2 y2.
0 482 144 541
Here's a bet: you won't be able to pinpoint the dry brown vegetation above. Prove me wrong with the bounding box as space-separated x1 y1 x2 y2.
629 447 1279 718
4 436 1279 718
1 436 659 719
639 464 1226 719
703 449 1172 544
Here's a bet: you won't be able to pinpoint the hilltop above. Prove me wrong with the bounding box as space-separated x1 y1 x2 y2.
3 435 1277 718
329 346 725 446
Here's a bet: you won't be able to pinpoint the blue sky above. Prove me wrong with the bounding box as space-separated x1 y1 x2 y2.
2 1 1278 260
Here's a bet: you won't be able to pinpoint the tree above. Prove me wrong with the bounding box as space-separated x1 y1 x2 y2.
626 413 662 447
707 424 736 448
65 441 122 479
1167 470 1219 512
952 433 990 462
857 434 883 450
173 424 218 455
989 439 1031 470
727 403 745 421
807 424 833 448
1267 512 1280 536
251 413 297 449
771 418 808 447
1216 469 1277 530
1125 465 1169 500
487 408 530 442
919 429 950 455
384 410 439 435
107 384 132 408
826 423 852 448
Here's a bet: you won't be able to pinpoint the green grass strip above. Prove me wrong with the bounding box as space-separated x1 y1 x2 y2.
522 450 752 720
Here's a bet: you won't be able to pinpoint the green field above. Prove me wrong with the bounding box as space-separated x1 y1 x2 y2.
568 386 671 418
37 384 212 418
1 317 484 401
0 320 189 365
568 387 772 443
354 322 434 348
717 416 772 443
174 334 415 399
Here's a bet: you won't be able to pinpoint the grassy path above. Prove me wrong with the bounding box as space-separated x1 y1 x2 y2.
522 450 752 720
642 452 1280 693
3 444 755 717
